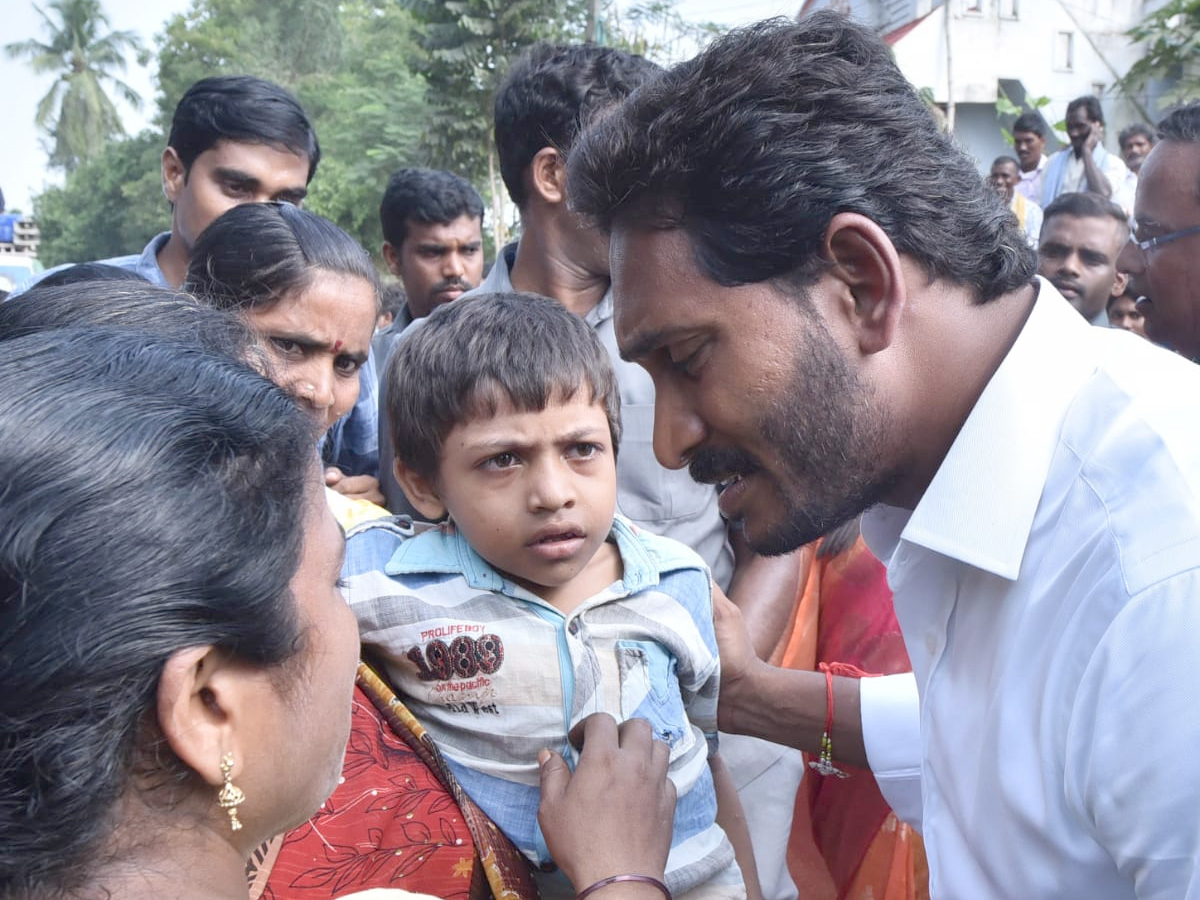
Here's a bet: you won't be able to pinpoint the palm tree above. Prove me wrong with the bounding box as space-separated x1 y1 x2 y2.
6 0 147 172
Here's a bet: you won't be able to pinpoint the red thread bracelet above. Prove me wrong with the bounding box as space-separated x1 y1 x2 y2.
575 874 672 900
808 661 874 778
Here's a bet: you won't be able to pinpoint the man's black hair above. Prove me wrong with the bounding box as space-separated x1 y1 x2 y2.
1118 122 1156 151
568 12 1035 304
1067 95 1105 126
1157 102 1200 143
167 75 321 182
379 168 484 249
494 43 659 210
1041 192 1129 233
1012 112 1046 138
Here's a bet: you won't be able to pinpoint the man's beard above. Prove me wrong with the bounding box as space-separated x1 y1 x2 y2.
690 319 898 555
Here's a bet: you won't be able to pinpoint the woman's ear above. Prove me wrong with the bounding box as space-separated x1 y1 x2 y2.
823 212 906 355
393 461 448 521
157 645 245 787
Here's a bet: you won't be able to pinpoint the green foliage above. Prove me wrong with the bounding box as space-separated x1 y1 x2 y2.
1121 0 1200 106
33 130 166 266
406 0 584 185
994 88 1051 146
601 0 720 64
154 0 343 125
5 0 148 172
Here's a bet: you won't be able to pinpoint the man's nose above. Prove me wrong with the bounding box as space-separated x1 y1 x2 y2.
652 385 705 471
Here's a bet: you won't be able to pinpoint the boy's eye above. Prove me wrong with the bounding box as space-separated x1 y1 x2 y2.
569 442 602 459
484 452 519 469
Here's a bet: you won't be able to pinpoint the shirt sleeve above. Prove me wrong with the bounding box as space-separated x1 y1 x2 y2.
860 672 924 829
1065 574 1200 899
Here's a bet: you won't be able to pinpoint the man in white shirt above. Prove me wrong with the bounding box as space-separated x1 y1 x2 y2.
568 11 1200 899
1012 112 1049 204
1041 95 1137 215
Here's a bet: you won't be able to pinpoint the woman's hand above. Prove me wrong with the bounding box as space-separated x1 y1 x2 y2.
537 714 675 891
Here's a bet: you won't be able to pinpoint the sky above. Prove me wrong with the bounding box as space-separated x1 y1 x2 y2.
1 0 798 215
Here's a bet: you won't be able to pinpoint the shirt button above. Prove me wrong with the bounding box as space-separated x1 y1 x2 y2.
568 620 579 635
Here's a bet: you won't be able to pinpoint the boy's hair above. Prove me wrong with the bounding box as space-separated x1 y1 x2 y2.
167 75 321 182
380 168 484 248
387 291 621 480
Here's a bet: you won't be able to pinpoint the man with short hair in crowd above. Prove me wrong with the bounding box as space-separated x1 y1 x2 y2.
1118 122 1156 175
1012 111 1049 204
1119 101 1200 360
1041 95 1135 212
569 12 1200 897
374 167 485 512
379 167 485 330
988 155 1041 248
1037 192 1128 326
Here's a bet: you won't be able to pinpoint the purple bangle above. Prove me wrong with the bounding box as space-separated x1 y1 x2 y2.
575 874 672 900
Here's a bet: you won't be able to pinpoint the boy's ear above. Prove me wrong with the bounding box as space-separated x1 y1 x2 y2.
393 460 448 520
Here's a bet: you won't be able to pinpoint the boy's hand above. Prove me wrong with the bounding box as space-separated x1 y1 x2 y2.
538 714 674 889
324 467 385 505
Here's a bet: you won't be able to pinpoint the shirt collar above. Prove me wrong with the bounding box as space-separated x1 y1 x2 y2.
383 514 659 598
865 278 1099 579
137 232 172 287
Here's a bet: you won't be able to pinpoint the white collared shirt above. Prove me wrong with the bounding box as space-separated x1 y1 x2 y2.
860 279 1200 899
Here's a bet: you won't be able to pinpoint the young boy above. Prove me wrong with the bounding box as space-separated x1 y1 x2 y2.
343 292 755 900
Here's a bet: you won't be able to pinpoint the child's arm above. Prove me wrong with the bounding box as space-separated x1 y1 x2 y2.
710 751 763 900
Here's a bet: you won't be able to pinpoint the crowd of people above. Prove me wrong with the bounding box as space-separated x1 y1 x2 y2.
4 8 1200 900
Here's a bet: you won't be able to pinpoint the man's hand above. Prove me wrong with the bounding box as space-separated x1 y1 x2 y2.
324 467 385 505
538 714 675 890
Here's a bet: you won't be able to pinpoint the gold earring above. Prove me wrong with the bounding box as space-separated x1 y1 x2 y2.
217 752 245 832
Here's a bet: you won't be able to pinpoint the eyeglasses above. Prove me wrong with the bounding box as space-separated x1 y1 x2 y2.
1129 223 1200 258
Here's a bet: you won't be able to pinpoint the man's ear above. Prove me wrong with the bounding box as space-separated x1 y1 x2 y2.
381 241 402 278
1111 270 1129 299
393 460 448 520
823 212 906 355
528 147 566 206
157 645 246 788
162 147 186 206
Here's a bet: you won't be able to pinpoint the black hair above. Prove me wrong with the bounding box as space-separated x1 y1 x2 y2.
1118 122 1156 151
0 282 257 362
379 168 484 249
991 155 1020 170
1041 191 1128 234
185 202 380 314
0 328 315 896
167 75 321 182
494 43 659 209
1157 102 1200 142
1067 95 1105 126
1012 112 1045 138
28 263 149 291
567 12 1036 304
386 291 621 480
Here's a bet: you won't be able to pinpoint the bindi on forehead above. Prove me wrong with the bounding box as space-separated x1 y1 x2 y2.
333 339 343 352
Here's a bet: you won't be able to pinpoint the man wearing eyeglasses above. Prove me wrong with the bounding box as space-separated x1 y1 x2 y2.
1118 102 1200 360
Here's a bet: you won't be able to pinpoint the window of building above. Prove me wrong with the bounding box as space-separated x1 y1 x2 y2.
999 0 1018 18
1055 31 1075 71
963 0 984 13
